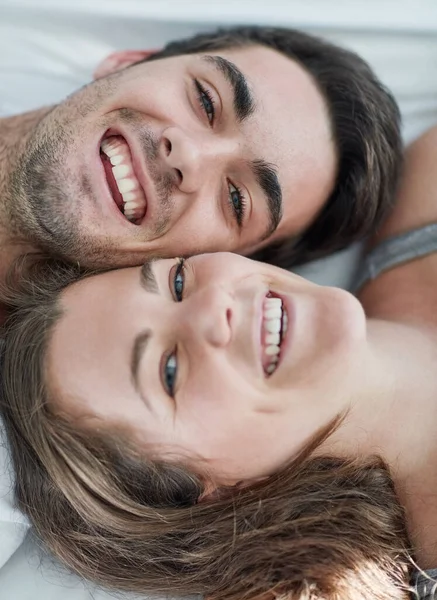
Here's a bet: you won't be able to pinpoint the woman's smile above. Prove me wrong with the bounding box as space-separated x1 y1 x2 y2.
259 293 289 376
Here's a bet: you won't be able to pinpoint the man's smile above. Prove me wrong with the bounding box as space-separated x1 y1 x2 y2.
100 133 148 225
5 27 395 271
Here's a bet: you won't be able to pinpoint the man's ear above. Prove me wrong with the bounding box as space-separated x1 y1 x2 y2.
93 49 160 80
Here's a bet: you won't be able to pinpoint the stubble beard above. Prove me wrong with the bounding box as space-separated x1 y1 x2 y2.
5 76 175 268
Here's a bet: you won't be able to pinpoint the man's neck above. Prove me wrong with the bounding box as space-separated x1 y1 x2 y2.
0 107 52 281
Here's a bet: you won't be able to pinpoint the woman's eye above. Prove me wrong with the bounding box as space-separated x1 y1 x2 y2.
173 258 185 302
163 352 178 398
194 79 215 125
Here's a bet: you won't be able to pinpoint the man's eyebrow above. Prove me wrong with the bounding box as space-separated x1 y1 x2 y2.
130 329 152 408
140 260 159 294
202 55 255 123
201 56 282 236
251 159 283 237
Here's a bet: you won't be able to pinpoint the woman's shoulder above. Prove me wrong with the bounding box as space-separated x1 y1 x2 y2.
358 126 437 323
377 126 437 243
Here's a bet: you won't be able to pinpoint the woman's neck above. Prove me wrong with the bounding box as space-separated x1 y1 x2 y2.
330 318 437 467
328 317 437 567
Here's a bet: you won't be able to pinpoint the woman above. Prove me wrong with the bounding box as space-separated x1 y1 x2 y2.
2 126 437 600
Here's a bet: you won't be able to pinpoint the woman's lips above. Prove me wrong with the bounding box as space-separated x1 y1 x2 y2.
260 292 289 377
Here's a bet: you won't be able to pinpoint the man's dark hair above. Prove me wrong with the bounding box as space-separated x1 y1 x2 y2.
146 26 402 268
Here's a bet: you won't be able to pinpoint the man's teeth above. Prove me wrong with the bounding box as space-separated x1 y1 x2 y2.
101 137 147 221
262 296 288 377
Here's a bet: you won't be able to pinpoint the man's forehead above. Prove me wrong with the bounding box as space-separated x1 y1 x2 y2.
214 47 336 242
223 50 331 167
166 44 336 245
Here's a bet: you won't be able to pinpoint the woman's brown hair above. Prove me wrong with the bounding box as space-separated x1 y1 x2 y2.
0 259 414 600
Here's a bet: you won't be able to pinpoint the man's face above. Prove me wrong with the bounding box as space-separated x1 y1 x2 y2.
11 44 337 267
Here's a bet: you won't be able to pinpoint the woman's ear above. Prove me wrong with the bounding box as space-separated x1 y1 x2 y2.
197 481 230 503
93 49 161 80
198 478 268 503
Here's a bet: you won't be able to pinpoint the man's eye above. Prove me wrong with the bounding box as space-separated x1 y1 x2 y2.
173 258 185 302
228 182 247 228
194 79 215 125
163 352 178 398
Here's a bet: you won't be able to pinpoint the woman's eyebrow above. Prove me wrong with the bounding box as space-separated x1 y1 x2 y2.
132 262 159 410
140 260 159 294
130 329 153 411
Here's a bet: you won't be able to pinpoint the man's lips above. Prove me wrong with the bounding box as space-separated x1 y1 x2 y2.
99 134 148 224
101 152 124 212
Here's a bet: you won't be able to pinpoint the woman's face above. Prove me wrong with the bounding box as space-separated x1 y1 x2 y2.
48 253 367 484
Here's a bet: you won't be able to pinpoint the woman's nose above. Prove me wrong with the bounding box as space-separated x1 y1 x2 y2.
181 285 233 349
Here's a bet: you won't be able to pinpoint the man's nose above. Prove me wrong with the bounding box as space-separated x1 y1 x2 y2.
162 127 237 194
179 285 233 349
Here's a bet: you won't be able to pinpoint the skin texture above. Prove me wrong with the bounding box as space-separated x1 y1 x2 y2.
3 45 336 268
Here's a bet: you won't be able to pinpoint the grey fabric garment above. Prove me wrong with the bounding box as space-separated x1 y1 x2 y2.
353 223 437 293
413 569 437 599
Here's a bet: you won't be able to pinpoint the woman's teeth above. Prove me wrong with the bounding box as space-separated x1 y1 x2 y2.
262 296 288 376
101 136 147 222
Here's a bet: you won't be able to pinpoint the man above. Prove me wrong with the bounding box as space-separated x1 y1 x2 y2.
0 26 401 282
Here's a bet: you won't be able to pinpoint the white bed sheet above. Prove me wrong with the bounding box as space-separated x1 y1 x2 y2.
0 1 436 598
1 0 436 142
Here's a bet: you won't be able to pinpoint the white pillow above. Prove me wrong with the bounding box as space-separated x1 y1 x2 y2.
0 418 30 569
